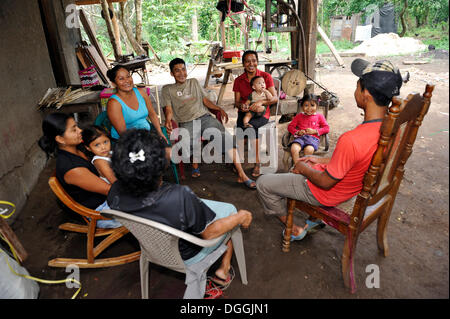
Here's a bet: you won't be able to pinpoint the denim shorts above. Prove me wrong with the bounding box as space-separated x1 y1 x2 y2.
183 199 236 266
289 134 320 151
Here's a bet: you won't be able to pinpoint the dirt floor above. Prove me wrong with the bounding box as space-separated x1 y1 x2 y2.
7 50 449 301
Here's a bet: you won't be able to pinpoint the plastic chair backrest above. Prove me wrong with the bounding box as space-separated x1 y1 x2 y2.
101 209 223 273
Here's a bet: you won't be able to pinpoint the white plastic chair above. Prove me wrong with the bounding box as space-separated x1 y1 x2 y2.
258 78 281 175
101 209 248 299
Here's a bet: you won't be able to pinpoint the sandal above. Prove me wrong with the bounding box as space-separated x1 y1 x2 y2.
204 280 223 299
252 164 261 177
209 266 235 290
241 178 256 189
283 228 307 242
191 167 201 178
305 219 326 234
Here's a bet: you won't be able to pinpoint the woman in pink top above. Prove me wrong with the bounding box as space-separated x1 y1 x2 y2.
288 94 329 165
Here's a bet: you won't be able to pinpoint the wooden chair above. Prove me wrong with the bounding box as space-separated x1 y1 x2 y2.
47 174 140 268
282 84 435 293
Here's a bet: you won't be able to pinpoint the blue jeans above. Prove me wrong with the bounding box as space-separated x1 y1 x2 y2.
183 199 236 266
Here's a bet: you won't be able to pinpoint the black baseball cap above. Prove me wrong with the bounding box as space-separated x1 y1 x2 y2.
351 58 403 105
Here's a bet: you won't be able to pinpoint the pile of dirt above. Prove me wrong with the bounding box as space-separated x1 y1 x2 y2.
350 33 427 56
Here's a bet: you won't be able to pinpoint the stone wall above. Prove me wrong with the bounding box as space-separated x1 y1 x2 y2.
0 0 56 219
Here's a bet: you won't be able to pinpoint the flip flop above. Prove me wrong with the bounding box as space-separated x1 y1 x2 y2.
283 228 307 242
209 266 235 290
204 280 223 299
242 178 256 189
191 167 201 178
251 164 261 177
305 219 326 234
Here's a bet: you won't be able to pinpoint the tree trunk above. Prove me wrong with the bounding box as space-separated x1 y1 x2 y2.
119 2 145 56
135 0 142 44
109 2 122 55
100 0 120 61
192 8 199 42
423 6 429 26
119 22 132 54
398 0 408 37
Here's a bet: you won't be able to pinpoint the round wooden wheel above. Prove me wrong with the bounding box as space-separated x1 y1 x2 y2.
281 69 307 97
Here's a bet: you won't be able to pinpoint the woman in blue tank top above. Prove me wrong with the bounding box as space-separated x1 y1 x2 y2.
106 65 167 143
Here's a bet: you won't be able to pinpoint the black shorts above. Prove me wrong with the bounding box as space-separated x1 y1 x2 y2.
236 111 269 136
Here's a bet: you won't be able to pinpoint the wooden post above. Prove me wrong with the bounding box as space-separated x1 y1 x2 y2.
100 0 120 60
298 0 319 77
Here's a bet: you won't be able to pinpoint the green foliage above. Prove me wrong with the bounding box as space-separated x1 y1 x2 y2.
319 0 448 33
406 23 449 50
87 0 447 63
140 0 268 62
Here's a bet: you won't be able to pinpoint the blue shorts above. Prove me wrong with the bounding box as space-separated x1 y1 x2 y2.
183 199 236 266
289 135 320 151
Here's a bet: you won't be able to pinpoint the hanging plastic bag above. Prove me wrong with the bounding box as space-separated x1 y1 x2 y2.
0 249 39 299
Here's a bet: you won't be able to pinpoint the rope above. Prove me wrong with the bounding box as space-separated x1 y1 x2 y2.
0 200 15 219
0 200 82 299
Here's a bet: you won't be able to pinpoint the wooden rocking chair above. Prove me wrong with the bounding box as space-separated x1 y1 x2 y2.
47 174 140 268
282 84 435 293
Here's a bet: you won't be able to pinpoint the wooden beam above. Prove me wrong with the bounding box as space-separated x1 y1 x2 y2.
0 218 28 263
79 9 109 67
317 25 344 66
75 0 126 5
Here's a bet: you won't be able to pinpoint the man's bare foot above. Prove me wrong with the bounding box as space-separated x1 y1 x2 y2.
251 163 261 177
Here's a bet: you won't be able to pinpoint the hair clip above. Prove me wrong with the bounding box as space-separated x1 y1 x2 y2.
129 149 145 163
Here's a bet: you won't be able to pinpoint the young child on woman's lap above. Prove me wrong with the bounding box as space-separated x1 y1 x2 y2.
242 76 273 128
288 94 329 165
82 125 117 184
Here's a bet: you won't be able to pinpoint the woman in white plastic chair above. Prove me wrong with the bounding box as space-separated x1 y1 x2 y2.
106 129 252 288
